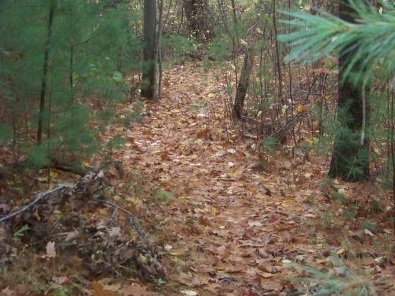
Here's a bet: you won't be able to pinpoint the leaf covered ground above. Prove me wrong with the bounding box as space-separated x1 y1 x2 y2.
1 63 395 295
108 63 395 295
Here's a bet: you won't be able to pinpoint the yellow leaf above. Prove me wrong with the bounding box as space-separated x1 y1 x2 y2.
159 175 171 185
49 169 57 178
259 272 275 278
306 137 318 144
82 161 90 168
209 207 217 215
296 105 308 113
316 258 331 264
139 254 147 264
99 208 108 216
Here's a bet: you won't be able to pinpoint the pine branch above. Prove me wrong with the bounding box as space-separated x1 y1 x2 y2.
279 1 395 82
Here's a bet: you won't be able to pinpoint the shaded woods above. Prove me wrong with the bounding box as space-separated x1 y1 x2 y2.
0 0 394 295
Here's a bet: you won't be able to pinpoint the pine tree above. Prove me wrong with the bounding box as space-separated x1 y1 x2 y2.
279 0 395 181
328 0 369 181
0 0 142 167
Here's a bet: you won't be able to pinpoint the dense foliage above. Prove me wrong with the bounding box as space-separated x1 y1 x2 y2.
0 0 141 166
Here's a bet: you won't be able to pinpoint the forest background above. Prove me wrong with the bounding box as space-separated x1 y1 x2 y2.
0 0 394 295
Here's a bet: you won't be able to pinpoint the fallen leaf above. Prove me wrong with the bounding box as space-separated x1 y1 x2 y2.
52 276 70 285
248 221 263 227
0 287 15 296
122 283 151 296
181 290 198 296
316 258 331 264
46 241 56 258
199 216 213 227
91 282 118 296
258 271 276 278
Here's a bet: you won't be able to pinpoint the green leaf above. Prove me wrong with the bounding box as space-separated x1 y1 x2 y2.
113 71 123 82
0 123 13 144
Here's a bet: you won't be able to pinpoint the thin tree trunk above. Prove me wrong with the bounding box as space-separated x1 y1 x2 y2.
230 0 237 24
328 0 369 181
37 0 55 144
233 49 253 120
141 0 157 99
272 0 283 107
156 0 164 99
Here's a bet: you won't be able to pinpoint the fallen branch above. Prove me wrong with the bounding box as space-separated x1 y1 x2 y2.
0 161 123 224
0 161 167 281
0 185 68 223
91 199 146 239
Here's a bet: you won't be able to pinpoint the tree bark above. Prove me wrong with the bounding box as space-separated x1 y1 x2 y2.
156 0 164 99
233 49 253 120
141 0 157 99
328 0 369 181
184 0 212 41
37 0 55 144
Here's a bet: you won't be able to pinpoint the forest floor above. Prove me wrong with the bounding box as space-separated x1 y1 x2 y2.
105 63 395 295
1 63 395 295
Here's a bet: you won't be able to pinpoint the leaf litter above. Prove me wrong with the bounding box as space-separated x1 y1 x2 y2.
104 63 394 295
103 64 393 295
1 63 394 295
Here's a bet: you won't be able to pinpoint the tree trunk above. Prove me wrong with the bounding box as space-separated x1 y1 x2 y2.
184 0 212 41
328 0 369 181
156 0 164 99
141 0 157 99
37 0 55 144
233 49 253 120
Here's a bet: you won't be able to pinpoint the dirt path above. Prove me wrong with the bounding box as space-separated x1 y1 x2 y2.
117 64 342 295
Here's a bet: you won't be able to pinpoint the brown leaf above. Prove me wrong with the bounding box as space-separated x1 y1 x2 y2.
91 282 118 296
198 216 213 227
0 287 15 296
160 151 170 160
122 284 151 296
257 262 274 273
225 266 244 273
196 128 212 139
257 271 276 278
